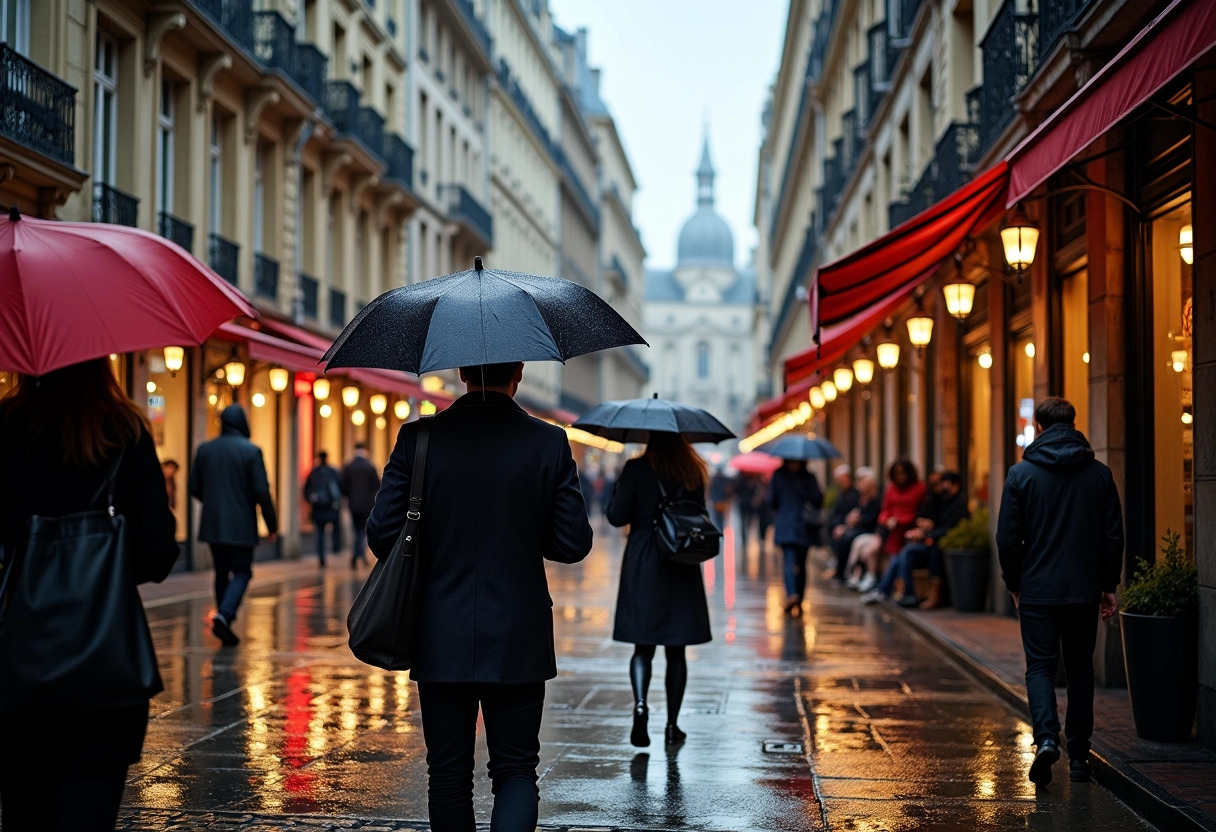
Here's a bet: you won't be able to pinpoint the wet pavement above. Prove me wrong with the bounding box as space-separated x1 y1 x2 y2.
105 522 1157 831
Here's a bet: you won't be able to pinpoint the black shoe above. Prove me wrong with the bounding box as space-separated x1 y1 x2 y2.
665 724 686 745
211 614 240 647
1029 739 1059 786
1069 758 1091 782
896 594 921 608
630 702 650 748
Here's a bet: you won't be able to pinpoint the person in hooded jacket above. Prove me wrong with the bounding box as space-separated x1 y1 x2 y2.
190 404 278 647
767 458 824 617
997 397 1123 788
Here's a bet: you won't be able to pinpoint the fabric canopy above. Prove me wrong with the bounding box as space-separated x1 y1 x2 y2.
811 162 1008 334
786 285 915 387
216 322 324 373
1007 0 1216 204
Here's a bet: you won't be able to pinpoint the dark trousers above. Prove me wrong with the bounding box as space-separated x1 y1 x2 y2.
211 543 254 622
782 544 809 599
0 764 127 831
417 681 546 832
313 518 337 565
738 508 755 554
1018 603 1099 757
350 511 370 564
832 528 864 578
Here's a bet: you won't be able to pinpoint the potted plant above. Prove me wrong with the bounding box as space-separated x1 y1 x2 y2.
938 508 991 612
1119 529 1199 742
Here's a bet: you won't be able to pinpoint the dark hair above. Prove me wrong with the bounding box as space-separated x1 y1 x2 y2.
643 432 707 493
1035 397 1076 429
354 442 366 451
0 358 149 467
888 458 919 485
937 470 961 486
460 362 523 387
318 450 329 462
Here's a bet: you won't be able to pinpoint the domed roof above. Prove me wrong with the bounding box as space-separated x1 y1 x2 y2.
678 208 735 267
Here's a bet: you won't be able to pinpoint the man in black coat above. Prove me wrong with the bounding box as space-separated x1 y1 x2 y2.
366 361 592 830
996 397 1123 787
189 405 278 647
303 450 342 567
826 464 860 582
340 442 381 567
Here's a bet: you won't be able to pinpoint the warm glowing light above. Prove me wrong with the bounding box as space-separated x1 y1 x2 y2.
1082 352 1090 364
375 416 387 430
797 400 811 418
906 316 934 347
394 399 411 420
208 393 218 406
224 360 246 387
421 375 445 393
1182 412 1194 425
419 400 437 416
942 282 975 319
352 409 366 426
163 346 185 374
146 381 157 393
1025 342 1036 358
565 426 626 453
876 341 900 369
369 394 388 415
1171 349 1189 373
821 380 838 402
251 392 267 408
268 367 289 392
342 385 360 408
809 387 826 409
833 367 854 393
1001 204 1039 270
313 378 331 400
319 403 333 418
738 416 796 452
1180 224 1194 265
782 414 797 429
852 358 874 385
978 350 993 370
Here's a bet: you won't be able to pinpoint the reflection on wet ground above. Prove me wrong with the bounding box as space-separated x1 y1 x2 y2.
120 522 1154 831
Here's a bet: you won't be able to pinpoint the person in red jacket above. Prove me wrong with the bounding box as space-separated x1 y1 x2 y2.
846 459 926 592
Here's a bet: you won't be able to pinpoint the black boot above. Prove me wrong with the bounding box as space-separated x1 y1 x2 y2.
664 724 686 745
631 701 650 747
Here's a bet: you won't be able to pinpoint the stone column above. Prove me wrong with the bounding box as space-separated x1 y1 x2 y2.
987 240 1011 613
934 296 961 471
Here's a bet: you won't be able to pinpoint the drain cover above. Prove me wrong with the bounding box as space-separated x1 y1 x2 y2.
762 740 804 754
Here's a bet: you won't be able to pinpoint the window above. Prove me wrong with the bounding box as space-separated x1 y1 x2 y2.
208 113 222 235
1 0 29 54
156 81 175 217
93 31 119 185
696 342 710 379
253 144 264 253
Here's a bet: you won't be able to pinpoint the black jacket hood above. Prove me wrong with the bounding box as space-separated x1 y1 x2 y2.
220 404 251 438
1022 423 1094 471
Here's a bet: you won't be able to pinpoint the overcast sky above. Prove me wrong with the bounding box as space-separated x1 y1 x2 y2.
549 1 788 272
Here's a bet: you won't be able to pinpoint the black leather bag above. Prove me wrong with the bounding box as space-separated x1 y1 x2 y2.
347 417 432 670
0 450 161 709
653 477 721 565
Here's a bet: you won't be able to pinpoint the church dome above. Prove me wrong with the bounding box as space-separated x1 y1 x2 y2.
677 208 735 267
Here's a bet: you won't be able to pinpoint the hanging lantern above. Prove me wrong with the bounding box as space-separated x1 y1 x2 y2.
833 366 853 392
376 415 388 430
268 367 290 392
223 360 246 387
821 380 838 402
809 387 826 409
319 403 333 419
1179 224 1194 265
352 409 366 426
906 316 934 348
942 282 975 320
394 399 411 420
1171 349 1189 373
313 378 331 400
852 357 875 385
1000 204 1040 271
369 393 388 415
163 346 185 375
876 341 901 369
342 385 360 408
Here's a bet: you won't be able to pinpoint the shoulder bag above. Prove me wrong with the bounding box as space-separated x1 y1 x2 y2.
347 417 432 670
0 450 161 709
653 476 721 565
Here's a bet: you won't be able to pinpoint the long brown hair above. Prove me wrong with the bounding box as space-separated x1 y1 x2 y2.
0 358 149 467
643 432 707 493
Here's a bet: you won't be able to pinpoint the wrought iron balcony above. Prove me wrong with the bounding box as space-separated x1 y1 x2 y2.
329 288 347 329
553 145 600 230
382 132 414 189
301 273 319 319
976 0 1038 155
158 212 194 251
355 106 385 161
868 22 896 93
253 11 328 104
496 59 553 156
854 64 872 133
441 183 493 248
894 0 924 40
0 45 76 166
208 233 239 285
324 81 385 162
888 120 979 229
253 252 279 300
190 0 255 53
455 0 494 58
1039 0 1094 55
771 227 817 346
92 183 139 226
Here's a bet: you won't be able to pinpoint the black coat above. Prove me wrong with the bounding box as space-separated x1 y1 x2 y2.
926 491 969 544
0 412 179 768
996 424 1124 604
366 392 593 684
766 466 824 548
606 458 712 646
827 485 860 530
189 406 277 547
341 454 381 517
304 463 342 524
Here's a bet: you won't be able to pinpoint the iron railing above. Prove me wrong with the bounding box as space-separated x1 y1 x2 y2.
854 63 871 134
253 252 278 300
190 0 255 53
888 120 980 229
441 183 493 246
253 11 327 104
208 233 239 285
324 81 385 162
301 273 319 319
496 59 553 155
868 22 896 93
455 0 493 57
382 132 414 189
329 288 347 329
1039 0 1094 55
158 211 194 251
771 228 816 347
976 0 1038 155
93 183 139 226
0 44 76 166
356 106 385 161
553 145 600 230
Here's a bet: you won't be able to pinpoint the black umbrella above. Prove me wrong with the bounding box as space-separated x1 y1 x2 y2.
322 257 646 374
572 395 736 444
762 434 842 461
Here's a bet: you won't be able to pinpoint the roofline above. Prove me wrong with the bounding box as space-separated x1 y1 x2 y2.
589 112 639 191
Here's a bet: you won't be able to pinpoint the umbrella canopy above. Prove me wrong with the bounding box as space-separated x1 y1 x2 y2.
0 209 255 376
572 396 735 444
763 434 843 461
323 257 646 374
728 451 783 475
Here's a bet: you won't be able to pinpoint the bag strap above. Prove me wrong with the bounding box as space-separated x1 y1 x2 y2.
392 416 433 559
88 449 126 516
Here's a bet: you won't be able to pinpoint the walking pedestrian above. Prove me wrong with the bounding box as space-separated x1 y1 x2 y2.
735 472 763 558
304 450 342 567
708 466 734 532
161 458 180 509
767 458 824 617
366 361 592 830
996 397 1123 787
341 442 381 567
190 404 278 647
0 359 180 831
607 432 712 748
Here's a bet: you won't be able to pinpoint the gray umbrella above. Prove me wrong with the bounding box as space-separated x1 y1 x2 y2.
762 434 842 460
322 257 646 374
572 395 736 444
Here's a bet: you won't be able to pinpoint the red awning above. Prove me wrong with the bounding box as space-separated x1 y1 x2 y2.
785 286 915 387
215 322 325 373
1007 0 1216 205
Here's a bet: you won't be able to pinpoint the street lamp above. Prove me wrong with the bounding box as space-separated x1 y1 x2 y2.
942 282 975 320
977 349 993 369
852 357 875 385
876 341 901 370
906 316 934 349
342 385 360 408
1179 224 1194 265
268 367 290 392
809 386 826 409
369 393 388 415
833 366 854 393
352 409 366 426
313 378 331 400
223 360 246 387
163 346 185 376
821 380 838 402
394 399 411 420
1000 204 1039 273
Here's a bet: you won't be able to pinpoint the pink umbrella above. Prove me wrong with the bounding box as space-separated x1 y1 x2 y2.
0 208 256 376
728 452 782 475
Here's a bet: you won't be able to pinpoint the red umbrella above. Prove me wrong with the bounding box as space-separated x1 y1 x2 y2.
728 451 782 475
0 208 256 376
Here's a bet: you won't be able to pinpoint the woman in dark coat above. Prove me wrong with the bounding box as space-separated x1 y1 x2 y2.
767 458 824 617
0 359 179 831
607 432 712 748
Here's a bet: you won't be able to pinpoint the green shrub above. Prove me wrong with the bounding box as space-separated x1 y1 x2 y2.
938 507 991 551
1122 530 1198 617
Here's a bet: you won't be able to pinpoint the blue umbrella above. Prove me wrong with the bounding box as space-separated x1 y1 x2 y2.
573 395 735 444
763 434 842 461
322 257 646 374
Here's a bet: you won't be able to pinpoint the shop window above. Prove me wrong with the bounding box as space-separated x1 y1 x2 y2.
146 350 190 542
247 367 280 539
1061 269 1089 436
968 341 992 509
1013 332 1035 455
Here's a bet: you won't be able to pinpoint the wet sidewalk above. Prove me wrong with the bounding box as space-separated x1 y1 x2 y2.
109 526 1156 831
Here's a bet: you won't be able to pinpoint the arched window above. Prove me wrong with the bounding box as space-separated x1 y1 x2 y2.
696 341 711 379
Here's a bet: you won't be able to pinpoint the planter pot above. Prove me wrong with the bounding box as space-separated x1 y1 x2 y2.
943 548 989 612
1119 611 1198 742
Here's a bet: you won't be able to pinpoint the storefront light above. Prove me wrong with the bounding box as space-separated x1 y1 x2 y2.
821 380 838 402
906 316 934 348
977 350 993 370
782 413 797 430
319 403 333 419
1025 342 1036 358
852 358 875 385
876 341 901 369
369 393 388 415
809 387 826 409
268 367 290 392
223 360 246 387
163 346 185 375
1179 224 1194 265
313 378 331 400
352 409 366 426
146 381 157 394
798 401 812 419
342 385 360 408
421 375 445 393
1171 349 1189 373
251 392 267 408
394 399 411 420
833 367 854 393
942 282 975 320
1001 204 1039 272
1182 412 1194 425
376 416 387 430
1082 352 1090 364
419 400 437 416
208 393 218 406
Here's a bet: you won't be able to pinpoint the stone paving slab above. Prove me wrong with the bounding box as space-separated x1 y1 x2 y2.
117 808 657 831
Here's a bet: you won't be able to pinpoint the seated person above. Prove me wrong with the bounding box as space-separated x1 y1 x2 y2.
833 468 881 587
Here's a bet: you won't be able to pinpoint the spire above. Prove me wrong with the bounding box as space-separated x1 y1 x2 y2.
696 123 715 207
